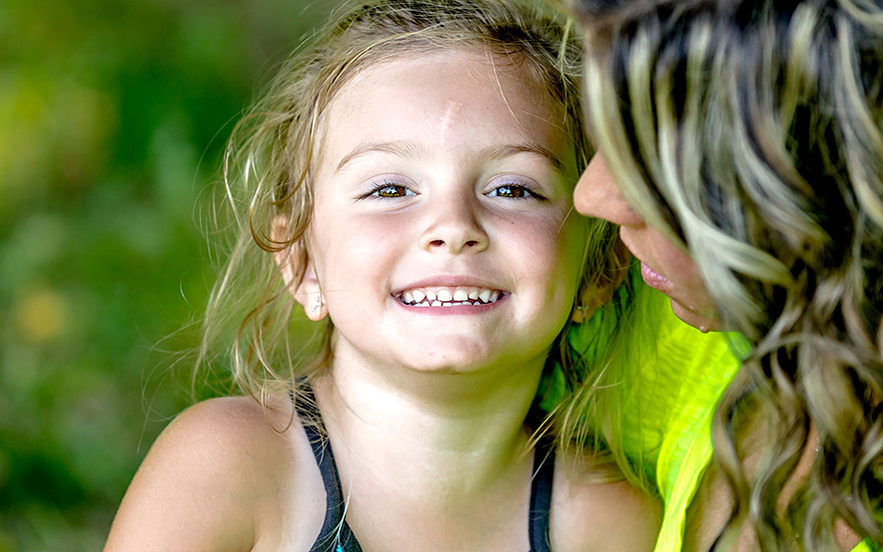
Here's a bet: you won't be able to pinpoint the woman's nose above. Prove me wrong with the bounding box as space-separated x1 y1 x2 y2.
419 195 489 254
574 153 642 227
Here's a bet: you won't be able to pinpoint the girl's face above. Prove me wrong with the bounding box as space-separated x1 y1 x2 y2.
298 50 587 375
574 153 720 331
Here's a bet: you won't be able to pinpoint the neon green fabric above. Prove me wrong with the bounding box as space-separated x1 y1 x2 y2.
855 541 883 552
585 288 878 551
614 291 741 551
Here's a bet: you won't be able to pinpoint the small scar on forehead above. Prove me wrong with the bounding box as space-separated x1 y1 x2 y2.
437 100 463 145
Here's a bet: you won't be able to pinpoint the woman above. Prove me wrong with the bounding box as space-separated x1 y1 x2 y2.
558 0 883 550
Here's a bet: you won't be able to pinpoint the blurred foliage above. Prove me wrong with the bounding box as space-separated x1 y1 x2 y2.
0 0 342 548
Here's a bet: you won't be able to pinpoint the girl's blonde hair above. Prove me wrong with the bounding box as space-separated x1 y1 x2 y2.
198 0 634 450
567 0 883 548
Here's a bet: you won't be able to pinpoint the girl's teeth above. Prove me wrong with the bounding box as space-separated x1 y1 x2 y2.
400 287 503 306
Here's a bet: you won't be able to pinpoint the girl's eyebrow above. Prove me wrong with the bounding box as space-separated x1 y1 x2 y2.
336 140 424 173
484 143 564 173
335 140 564 174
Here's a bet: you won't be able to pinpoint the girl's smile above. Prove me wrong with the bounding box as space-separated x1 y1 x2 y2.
395 284 506 308
295 49 587 374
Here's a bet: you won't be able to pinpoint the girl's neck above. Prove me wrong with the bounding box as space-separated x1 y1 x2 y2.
311 346 546 503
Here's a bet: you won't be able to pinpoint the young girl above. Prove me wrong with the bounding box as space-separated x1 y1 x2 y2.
103 1 664 550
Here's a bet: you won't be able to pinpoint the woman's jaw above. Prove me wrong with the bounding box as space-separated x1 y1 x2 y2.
624 231 720 333
574 153 720 332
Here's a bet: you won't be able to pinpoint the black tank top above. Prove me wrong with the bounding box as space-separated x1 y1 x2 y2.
296 387 555 552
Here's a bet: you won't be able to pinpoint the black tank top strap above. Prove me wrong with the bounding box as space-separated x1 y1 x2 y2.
294 385 556 552
528 435 556 552
294 385 363 552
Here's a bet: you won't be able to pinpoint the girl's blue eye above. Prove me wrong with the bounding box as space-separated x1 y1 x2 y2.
487 183 546 200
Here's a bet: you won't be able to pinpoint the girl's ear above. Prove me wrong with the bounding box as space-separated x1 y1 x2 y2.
272 215 327 321
272 214 299 291
571 282 613 323
294 263 327 321
572 239 631 323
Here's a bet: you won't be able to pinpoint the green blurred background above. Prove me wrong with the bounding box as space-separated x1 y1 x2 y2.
0 0 342 548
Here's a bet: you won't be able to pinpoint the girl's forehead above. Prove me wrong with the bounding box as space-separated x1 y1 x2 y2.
332 48 562 120
316 49 570 154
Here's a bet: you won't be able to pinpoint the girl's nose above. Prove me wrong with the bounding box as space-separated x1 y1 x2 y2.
419 196 489 254
574 153 643 227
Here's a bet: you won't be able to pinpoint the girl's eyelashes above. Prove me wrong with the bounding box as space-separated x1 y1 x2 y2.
360 180 418 199
356 175 548 201
486 179 547 201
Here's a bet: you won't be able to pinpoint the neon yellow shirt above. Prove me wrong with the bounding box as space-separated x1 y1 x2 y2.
591 288 878 551
616 294 739 551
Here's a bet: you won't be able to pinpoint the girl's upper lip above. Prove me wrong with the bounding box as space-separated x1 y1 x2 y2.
392 275 507 295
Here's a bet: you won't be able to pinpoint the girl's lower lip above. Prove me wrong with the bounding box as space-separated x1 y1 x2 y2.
395 294 507 314
640 261 672 291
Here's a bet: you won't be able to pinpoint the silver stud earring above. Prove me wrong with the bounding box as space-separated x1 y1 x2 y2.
310 294 324 312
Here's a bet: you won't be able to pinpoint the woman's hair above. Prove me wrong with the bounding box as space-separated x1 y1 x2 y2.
197 0 632 443
566 0 883 548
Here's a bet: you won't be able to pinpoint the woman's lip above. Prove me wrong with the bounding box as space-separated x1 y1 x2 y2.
640 261 672 291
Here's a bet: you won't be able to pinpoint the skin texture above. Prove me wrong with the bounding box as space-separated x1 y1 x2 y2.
104 51 661 552
574 153 719 332
296 52 587 378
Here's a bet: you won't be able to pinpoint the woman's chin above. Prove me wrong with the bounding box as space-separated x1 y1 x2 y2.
670 298 720 333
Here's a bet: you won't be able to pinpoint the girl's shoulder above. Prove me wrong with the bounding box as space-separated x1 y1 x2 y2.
550 446 662 552
104 395 325 552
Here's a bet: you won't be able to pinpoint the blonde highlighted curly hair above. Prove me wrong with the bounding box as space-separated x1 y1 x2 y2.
563 0 883 549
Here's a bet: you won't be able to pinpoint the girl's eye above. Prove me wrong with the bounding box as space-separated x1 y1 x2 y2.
365 183 416 198
486 182 546 201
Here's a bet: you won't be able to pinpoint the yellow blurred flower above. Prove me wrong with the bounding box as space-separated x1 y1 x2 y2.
13 288 68 343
